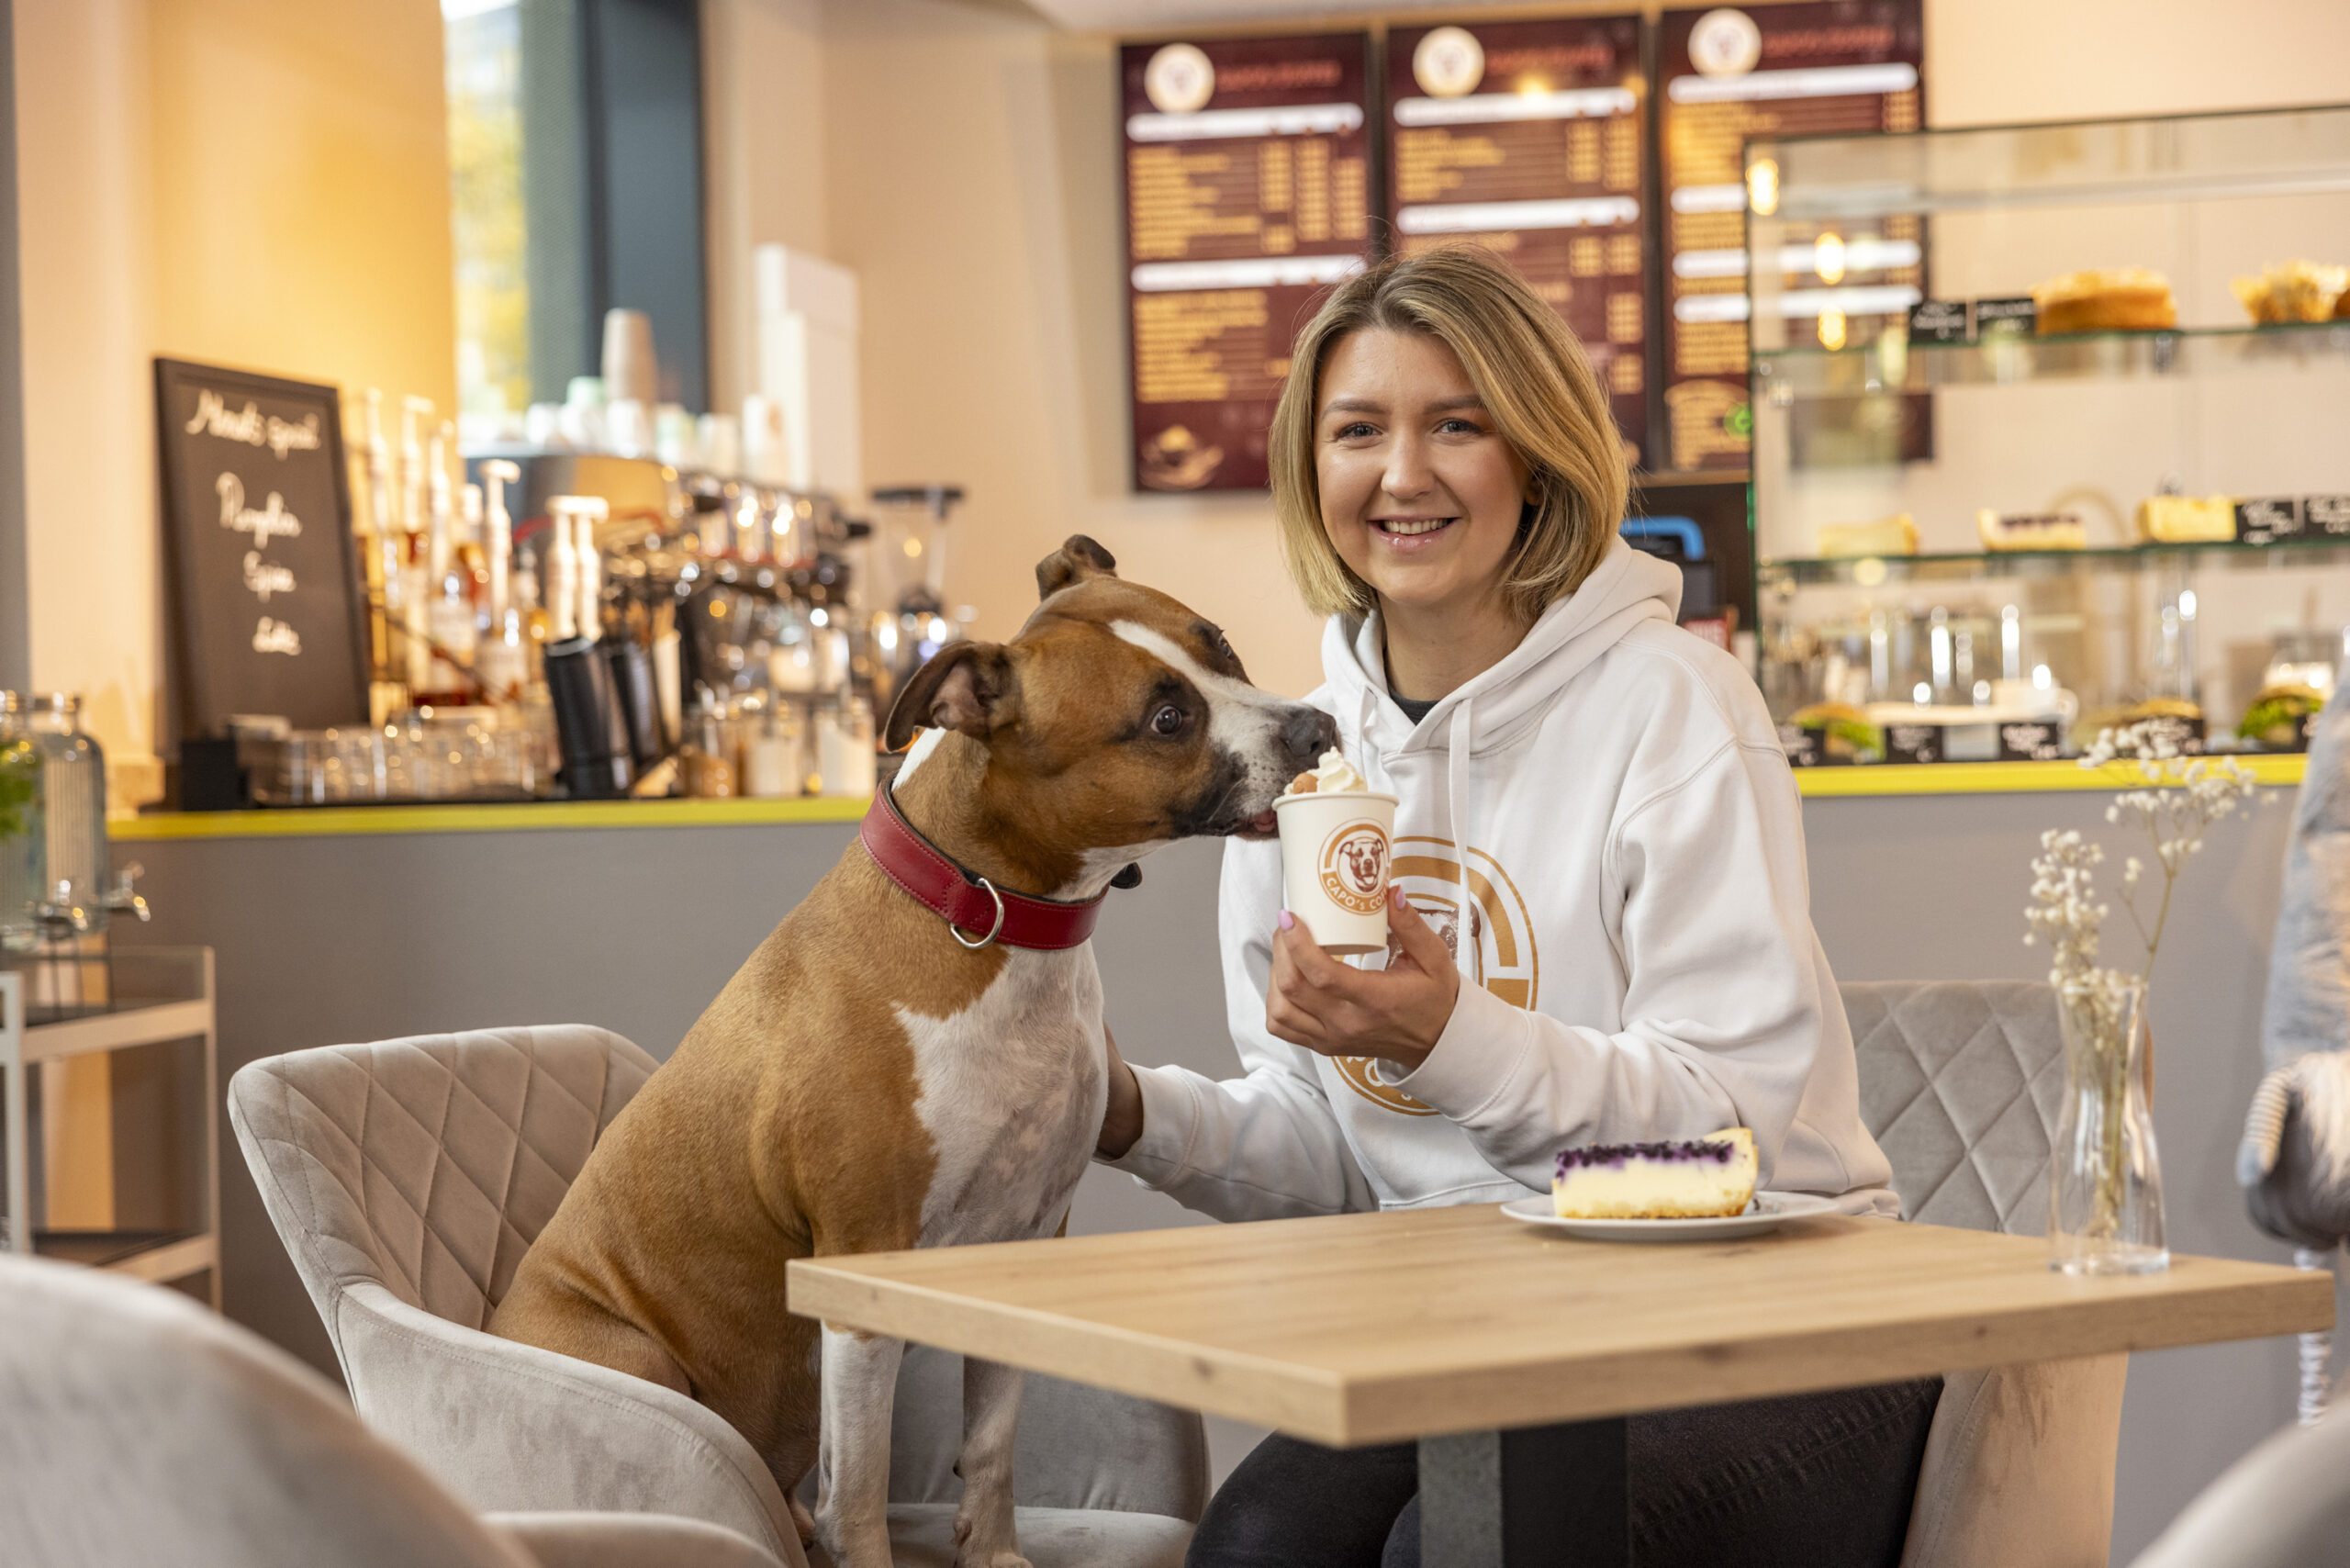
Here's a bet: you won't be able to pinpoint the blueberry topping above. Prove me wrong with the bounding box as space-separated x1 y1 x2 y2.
1553 1138 1737 1177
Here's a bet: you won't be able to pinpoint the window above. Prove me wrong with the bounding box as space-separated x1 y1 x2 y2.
445 0 530 435
442 0 708 443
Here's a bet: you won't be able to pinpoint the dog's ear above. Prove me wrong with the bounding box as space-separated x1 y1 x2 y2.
1036 534 1118 600
884 640 1018 751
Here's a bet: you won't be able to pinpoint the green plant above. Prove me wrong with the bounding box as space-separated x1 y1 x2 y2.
0 741 33 843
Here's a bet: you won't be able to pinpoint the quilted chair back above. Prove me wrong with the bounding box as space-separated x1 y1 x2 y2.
1844 980 2065 1235
1841 980 2128 1568
229 1025 656 1338
0 1252 533 1568
232 1025 1205 1561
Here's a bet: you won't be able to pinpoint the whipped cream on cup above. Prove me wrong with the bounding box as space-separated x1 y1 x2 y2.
1288 746 1368 795
1274 747 1397 955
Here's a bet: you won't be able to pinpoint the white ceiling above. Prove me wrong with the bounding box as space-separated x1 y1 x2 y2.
1024 0 1512 33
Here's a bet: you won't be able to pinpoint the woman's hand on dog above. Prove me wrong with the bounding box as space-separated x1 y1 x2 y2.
1096 1028 1146 1159
1267 888 1460 1070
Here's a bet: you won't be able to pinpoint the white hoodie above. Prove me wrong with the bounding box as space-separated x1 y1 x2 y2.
1108 537 1898 1219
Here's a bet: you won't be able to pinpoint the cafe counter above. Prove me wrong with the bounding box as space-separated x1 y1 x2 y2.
111 756 2312 1557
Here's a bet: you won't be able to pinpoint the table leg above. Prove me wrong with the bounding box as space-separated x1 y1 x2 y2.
1419 1417 1628 1568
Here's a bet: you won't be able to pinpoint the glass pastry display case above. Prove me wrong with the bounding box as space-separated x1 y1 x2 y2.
1742 105 2350 764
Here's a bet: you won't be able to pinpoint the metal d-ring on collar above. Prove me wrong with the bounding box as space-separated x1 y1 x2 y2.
950 878 1008 950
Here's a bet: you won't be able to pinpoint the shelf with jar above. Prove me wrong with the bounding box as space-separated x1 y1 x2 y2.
1741 103 2350 768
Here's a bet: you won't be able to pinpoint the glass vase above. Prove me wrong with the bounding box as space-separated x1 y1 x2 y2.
2049 975 2168 1274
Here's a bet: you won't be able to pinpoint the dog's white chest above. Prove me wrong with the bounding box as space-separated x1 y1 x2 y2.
896 947 1108 1247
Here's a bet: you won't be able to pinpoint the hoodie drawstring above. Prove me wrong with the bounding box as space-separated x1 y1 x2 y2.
1444 694 1473 983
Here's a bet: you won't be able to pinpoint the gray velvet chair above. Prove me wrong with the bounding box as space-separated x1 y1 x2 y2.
2125 1396 2350 1567
1846 979 2132 1568
228 1025 1205 1568
0 1250 785 1568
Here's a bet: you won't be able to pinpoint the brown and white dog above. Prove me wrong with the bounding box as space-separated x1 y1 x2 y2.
491 536 1334 1568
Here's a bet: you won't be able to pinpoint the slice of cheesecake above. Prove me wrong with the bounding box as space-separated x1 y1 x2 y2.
1551 1128 1758 1219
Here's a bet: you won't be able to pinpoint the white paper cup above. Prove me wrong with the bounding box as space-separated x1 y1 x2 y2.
1275 790 1400 955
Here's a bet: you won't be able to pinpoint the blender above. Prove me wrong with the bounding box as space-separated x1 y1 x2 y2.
866 485 967 712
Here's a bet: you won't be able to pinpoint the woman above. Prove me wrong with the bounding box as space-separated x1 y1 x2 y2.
1091 247 1937 1568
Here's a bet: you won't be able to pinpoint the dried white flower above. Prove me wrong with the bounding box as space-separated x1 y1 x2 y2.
2043 724 2264 988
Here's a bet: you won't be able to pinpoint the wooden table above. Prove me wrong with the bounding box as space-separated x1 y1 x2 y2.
789 1204 2332 1566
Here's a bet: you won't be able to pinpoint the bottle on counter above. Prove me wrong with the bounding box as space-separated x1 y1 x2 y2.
425 477 479 700
398 396 435 693
515 543 544 649
22 694 106 926
359 389 397 682
546 510 580 644
649 599 683 750
681 689 736 799
544 496 610 643
475 461 528 707
740 694 802 800
814 694 876 797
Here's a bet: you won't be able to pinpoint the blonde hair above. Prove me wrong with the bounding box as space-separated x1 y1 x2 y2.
1268 244 1629 623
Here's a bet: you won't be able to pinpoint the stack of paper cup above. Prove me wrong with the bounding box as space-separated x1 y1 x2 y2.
743 395 790 484
600 308 658 406
1274 786 1400 955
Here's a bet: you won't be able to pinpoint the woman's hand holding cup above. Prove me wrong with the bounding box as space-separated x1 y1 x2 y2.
1267 887 1460 1070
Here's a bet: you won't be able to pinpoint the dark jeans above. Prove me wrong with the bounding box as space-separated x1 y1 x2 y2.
1185 1377 1942 1568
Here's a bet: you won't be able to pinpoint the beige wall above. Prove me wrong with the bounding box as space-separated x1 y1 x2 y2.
822 0 1331 696
14 0 454 778
702 0 831 416
1926 0 2350 126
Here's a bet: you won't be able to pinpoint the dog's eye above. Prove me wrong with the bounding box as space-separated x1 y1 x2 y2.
1150 704 1187 737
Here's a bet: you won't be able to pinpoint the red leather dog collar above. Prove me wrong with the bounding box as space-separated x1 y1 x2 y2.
859 785 1105 951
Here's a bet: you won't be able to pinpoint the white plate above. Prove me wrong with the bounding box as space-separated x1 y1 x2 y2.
1500 1191 1841 1242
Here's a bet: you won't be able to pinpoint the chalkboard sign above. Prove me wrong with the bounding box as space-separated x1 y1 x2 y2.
154 359 368 735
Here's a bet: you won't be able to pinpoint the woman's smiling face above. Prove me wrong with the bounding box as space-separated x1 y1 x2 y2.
1315 327 1535 624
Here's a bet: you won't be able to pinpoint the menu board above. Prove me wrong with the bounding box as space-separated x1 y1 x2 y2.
1385 17 1648 465
1121 35 1373 492
154 359 368 734
1657 1 1926 470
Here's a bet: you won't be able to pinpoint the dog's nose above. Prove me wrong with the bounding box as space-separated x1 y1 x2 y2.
1281 706 1339 767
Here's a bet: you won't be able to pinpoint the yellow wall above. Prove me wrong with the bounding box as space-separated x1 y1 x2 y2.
14 0 454 779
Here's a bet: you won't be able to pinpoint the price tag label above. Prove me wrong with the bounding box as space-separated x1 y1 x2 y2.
2304 494 2350 536
1974 297 2036 336
1907 300 1968 342
1777 723 1827 767
1998 721 2065 762
2235 496 2303 545
1884 722 1942 766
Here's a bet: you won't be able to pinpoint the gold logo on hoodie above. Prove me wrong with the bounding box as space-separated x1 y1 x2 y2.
1335 838 1538 1116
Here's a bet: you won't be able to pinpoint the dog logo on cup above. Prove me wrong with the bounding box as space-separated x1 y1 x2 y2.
1317 821 1391 914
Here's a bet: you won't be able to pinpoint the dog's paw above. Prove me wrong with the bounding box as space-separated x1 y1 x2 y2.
951 1513 1030 1568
